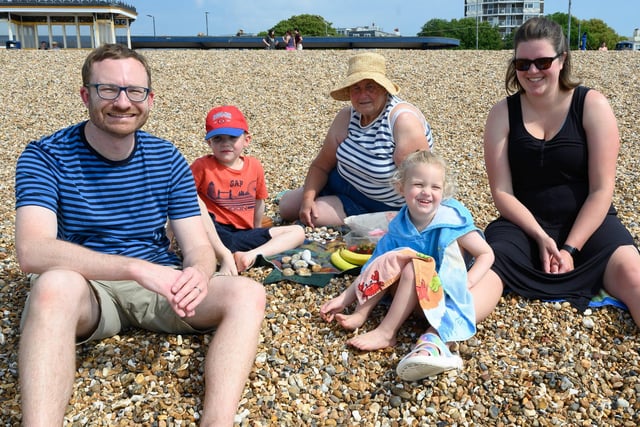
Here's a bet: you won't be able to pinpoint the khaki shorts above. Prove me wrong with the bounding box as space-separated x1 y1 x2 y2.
22 274 212 344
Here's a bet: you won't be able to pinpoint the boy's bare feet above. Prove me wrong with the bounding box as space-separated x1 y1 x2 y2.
234 251 256 272
347 328 396 351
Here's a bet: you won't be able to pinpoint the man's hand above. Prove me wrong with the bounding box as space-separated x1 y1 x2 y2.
170 266 209 317
133 263 208 318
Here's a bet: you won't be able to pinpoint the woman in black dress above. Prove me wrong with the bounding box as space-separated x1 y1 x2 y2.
482 17 640 324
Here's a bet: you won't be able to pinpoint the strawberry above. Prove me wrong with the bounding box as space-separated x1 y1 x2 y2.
356 243 375 254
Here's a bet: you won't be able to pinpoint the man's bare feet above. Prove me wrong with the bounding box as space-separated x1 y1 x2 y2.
234 251 256 272
347 328 397 351
335 311 367 331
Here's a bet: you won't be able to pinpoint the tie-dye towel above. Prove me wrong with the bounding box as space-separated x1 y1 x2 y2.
354 247 476 343
588 290 627 310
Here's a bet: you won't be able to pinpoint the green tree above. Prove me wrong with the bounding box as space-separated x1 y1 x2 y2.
418 19 451 38
269 14 336 37
542 13 624 50
463 18 502 49
419 18 501 49
480 22 503 49
545 12 581 49
502 31 514 50
579 18 624 50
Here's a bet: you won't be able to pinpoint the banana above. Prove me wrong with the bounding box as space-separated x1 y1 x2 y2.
339 248 372 266
330 250 358 271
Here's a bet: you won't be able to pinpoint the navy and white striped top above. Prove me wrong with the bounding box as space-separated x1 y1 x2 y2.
336 95 433 208
15 121 201 266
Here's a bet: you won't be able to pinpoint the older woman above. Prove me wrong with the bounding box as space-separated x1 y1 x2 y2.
278 52 433 227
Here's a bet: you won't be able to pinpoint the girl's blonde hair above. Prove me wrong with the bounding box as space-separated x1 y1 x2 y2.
393 150 457 199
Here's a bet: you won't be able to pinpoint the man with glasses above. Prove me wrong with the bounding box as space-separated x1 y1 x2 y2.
15 43 266 426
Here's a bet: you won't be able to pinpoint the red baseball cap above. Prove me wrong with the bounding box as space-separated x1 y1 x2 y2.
204 105 249 140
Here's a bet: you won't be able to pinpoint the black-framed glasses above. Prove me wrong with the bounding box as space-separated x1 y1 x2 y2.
85 83 150 102
512 53 563 72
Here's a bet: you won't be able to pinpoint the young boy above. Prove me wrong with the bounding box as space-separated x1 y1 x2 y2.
191 105 305 271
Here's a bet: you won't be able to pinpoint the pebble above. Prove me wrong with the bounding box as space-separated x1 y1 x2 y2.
0 49 639 426
583 317 596 329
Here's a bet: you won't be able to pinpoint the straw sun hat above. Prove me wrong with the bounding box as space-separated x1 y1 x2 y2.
330 52 400 101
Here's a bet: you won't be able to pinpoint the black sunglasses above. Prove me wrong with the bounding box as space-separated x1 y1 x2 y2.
512 53 563 71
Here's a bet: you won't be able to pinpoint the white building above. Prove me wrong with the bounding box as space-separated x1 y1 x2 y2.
615 28 640 51
1 0 137 49
465 0 544 38
336 23 397 37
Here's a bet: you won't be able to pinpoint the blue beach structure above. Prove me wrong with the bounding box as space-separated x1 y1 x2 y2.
129 35 459 50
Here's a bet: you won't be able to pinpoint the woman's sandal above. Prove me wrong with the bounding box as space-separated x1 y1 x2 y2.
396 332 463 381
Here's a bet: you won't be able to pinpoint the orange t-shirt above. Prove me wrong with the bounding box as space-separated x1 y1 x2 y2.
190 155 268 230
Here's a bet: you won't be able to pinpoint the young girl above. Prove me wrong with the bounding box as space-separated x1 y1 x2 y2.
320 150 494 381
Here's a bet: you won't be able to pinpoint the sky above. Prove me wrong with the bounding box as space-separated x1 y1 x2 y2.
130 0 638 39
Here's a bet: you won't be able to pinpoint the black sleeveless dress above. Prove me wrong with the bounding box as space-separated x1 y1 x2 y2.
484 86 635 311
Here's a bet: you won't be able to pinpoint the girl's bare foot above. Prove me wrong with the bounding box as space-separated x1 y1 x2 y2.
335 311 367 330
347 328 396 351
234 251 256 272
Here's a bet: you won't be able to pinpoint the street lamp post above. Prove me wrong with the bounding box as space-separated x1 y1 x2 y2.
205 12 210 36
475 0 479 50
147 14 156 38
567 0 572 49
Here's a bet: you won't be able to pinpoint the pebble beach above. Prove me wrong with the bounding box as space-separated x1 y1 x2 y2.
1 48 639 426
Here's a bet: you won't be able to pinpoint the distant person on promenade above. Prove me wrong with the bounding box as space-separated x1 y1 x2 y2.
581 31 587 50
283 30 296 51
278 52 433 227
39 41 48 50
263 30 279 49
14 43 266 425
598 41 608 51
294 28 303 50
191 105 305 271
482 17 640 324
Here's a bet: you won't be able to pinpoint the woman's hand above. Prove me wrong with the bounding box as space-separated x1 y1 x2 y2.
537 234 564 274
299 197 317 227
550 250 574 274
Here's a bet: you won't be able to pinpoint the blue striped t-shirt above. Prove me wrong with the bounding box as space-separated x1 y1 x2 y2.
15 121 201 266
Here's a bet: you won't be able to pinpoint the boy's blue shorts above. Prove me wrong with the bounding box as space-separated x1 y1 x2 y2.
212 216 271 252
